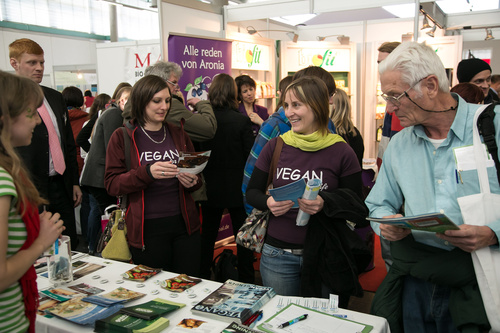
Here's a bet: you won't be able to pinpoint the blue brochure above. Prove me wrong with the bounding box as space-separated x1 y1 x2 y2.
268 179 307 208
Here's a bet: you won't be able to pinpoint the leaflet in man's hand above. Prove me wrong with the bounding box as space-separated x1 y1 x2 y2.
367 213 460 233
268 179 306 208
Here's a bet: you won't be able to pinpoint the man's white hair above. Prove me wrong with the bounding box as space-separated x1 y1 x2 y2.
144 61 182 81
379 42 450 93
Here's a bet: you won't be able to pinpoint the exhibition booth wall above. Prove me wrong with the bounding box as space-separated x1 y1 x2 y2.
1 1 498 158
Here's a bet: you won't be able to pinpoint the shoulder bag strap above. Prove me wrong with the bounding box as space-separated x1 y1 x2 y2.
477 102 500 184
120 127 131 209
267 136 284 187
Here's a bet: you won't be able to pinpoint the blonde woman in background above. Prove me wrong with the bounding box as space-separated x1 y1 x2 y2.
331 89 364 167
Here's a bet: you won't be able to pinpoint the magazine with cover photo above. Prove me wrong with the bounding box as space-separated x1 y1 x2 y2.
191 279 275 324
161 274 202 292
367 213 460 233
47 296 123 326
82 287 145 307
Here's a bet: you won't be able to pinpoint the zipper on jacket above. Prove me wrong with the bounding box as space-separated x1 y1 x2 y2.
130 126 146 251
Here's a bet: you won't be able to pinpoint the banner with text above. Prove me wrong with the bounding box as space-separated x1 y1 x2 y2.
168 35 232 102
125 44 162 85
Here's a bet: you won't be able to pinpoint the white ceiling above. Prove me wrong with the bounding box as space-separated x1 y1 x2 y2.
221 0 500 28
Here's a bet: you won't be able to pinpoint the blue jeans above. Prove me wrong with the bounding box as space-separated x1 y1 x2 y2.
260 243 303 296
87 194 101 253
402 275 459 333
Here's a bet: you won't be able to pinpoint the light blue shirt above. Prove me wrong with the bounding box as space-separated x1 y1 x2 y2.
366 94 500 250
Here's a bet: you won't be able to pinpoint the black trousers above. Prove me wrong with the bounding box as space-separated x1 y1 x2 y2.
129 215 201 277
87 186 117 215
47 175 78 250
200 205 255 283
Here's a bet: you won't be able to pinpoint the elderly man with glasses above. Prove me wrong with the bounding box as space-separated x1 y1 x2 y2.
143 61 217 142
366 42 500 333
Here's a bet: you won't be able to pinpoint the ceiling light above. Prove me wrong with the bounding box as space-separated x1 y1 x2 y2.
421 15 431 30
316 35 350 45
286 32 299 43
485 28 494 40
270 14 317 26
247 26 299 42
382 3 416 18
426 25 437 37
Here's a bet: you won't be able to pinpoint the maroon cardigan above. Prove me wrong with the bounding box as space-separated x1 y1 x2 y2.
104 120 201 249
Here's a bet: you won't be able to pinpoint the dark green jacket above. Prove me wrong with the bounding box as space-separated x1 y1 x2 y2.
371 236 490 333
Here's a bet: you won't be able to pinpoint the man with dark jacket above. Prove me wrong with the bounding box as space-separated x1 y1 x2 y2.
9 38 81 250
457 58 499 104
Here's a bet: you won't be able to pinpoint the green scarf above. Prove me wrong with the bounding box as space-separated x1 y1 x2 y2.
281 130 345 152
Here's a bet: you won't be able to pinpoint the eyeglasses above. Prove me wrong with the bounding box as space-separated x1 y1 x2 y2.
166 79 180 88
380 76 428 107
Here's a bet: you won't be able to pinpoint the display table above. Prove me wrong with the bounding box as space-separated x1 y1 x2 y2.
35 254 390 333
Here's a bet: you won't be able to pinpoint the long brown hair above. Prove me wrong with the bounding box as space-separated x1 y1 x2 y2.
331 89 357 136
208 74 239 110
0 71 47 212
88 93 111 119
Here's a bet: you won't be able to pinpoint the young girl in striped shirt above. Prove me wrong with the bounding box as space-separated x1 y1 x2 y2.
0 71 65 333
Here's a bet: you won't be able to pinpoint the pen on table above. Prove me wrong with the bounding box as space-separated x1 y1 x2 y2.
249 311 264 328
278 314 308 328
43 205 59 255
244 310 262 326
332 314 348 318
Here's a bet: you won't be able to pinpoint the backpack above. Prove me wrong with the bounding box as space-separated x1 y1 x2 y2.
211 248 238 282
477 102 500 183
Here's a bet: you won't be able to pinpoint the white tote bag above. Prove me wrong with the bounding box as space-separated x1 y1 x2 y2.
457 105 500 332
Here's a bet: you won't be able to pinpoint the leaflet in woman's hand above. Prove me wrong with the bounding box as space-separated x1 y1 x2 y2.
177 151 211 174
268 179 306 208
367 213 460 233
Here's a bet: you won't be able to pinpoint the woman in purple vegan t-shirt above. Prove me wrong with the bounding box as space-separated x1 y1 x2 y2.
246 76 362 307
105 75 202 276
235 74 269 136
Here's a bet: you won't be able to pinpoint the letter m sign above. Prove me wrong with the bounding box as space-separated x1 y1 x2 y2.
135 53 151 68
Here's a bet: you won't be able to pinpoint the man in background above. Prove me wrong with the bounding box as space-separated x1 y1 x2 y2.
9 38 82 250
375 41 403 271
376 41 403 169
141 61 216 143
491 74 500 97
457 58 499 104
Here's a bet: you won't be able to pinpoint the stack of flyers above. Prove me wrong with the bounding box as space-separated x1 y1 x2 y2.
120 298 185 320
160 274 202 292
82 287 145 307
122 264 162 282
47 296 123 326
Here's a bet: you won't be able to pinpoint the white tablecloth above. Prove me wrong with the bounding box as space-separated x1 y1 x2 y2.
36 254 390 333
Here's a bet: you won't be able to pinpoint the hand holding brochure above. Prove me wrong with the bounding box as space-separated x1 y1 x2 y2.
268 179 306 208
367 213 460 233
296 178 322 226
